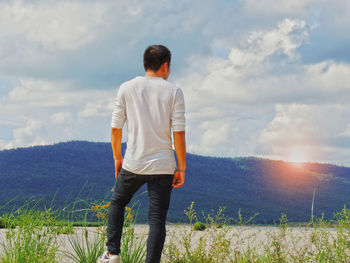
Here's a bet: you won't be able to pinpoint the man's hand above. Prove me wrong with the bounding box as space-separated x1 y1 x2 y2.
172 170 185 188
115 159 123 180
173 131 186 188
111 128 123 180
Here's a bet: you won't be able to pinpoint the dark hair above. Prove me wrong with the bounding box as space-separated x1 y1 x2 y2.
143 45 171 71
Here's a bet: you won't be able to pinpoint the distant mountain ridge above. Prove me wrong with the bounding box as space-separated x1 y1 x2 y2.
1 141 350 223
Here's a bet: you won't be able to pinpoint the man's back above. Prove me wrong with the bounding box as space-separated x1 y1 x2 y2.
111 76 185 175
101 45 186 263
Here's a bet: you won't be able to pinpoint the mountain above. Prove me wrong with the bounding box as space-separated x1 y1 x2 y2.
1 141 350 223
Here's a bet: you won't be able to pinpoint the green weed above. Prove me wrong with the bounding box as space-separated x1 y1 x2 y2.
0 209 61 263
2 200 350 262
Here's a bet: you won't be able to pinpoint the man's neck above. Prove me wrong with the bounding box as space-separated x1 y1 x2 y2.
145 70 167 80
145 71 162 79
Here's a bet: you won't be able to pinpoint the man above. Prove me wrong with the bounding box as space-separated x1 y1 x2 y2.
98 45 186 263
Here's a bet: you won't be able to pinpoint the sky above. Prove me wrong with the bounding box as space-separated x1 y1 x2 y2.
0 0 350 166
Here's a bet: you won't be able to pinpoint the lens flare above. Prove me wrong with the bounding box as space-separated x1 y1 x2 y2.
286 146 307 163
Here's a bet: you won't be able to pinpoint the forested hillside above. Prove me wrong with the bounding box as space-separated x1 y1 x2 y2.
1 141 350 223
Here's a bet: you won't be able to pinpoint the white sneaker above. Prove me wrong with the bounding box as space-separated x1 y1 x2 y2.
97 251 121 263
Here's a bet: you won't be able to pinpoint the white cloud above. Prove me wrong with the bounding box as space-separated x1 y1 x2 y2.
240 0 317 15
0 0 106 51
0 0 214 75
179 18 350 165
305 61 350 93
240 0 350 40
0 0 350 166
189 120 230 155
342 124 350 137
180 19 310 108
0 77 115 149
4 119 46 149
257 104 350 164
0 0 147 83
5 79 71 108
242 19 308 60
50 111 73 125
78 99 114 118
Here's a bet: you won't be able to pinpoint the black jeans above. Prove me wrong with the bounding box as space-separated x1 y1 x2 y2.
106 168 174 263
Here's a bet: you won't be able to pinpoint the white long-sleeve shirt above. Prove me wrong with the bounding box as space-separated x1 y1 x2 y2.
111 76 185 174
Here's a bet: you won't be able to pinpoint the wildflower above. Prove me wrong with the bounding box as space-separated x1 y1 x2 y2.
125 207 133 221
126 212 133 222
91 204 99 212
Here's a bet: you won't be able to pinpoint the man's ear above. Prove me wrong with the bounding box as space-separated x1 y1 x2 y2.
161 62 168 72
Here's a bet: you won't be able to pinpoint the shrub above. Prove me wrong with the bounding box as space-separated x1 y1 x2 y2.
193 221 206 231
0 209 61 263
165 202 233 263
64 201 110 263
64 199 146 263
65 227 105 263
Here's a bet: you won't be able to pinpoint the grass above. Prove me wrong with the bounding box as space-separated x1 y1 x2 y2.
2 200 350 262
165 205 350 262
64 227 105 263
0 209 61 263
62 199 147 263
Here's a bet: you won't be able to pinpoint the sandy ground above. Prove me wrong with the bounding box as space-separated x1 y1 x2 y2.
0 224 337 262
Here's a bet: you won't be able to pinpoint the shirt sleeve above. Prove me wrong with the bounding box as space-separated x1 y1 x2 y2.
111 85 126 129
171 88 186 132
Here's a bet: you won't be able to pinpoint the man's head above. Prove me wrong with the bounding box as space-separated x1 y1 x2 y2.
143 45 171 80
